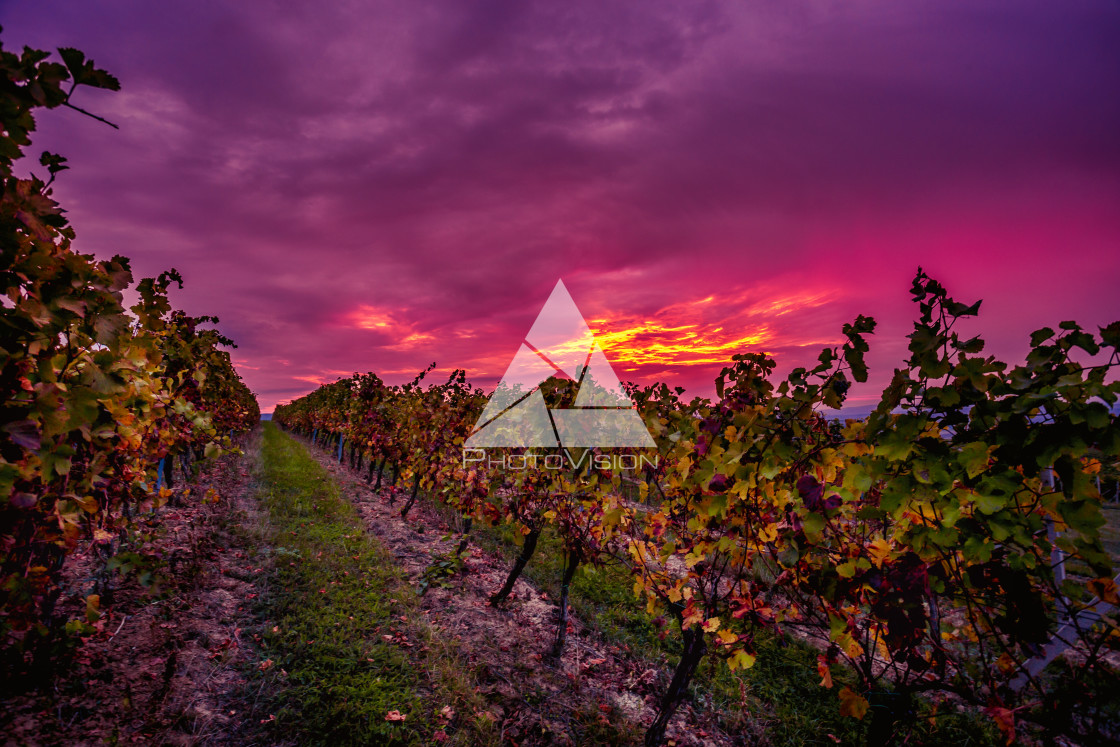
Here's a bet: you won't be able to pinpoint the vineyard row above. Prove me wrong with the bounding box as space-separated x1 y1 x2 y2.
275 274 1120 746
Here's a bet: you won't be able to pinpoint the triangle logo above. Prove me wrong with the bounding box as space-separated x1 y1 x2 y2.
466 280 656 448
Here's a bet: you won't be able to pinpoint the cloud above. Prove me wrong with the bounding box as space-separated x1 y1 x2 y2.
2 0 1117 411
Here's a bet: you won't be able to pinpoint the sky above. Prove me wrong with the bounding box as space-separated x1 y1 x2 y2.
2 0 1118 413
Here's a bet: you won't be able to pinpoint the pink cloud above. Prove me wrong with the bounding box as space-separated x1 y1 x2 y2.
1 1 1116 412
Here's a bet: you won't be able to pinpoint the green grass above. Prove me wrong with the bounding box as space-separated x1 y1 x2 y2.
245 423 496 746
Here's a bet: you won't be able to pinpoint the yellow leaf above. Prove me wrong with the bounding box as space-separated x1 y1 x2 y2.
666 586 683 604
875 631 891 661
678 456 692 476
728 650 756 671
1089 577 1120 605
717 629 737 646
838 686 869 719
822 463 837 484
868 537 892 568
682 608 704 628
75 494 100 513
841 441 872 458
836 631 864 659
758 523 778 543
702 617 721 633
85 594 100 623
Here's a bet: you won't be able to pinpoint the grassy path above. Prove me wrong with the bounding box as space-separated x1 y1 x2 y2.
246 422 495 746
283 426 653 745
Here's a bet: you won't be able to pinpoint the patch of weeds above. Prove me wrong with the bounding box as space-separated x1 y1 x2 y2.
417 550 468 596
570 698 641 746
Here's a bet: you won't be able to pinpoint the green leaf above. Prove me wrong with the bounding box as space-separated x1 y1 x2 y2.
802 512 825 543
705 492 728 517
1030 327 1055 346
973 491 1006 515
957 442 990 479
57 47 121 91
1100 321 1120 348
1059 499 1105 536
39 151 69 176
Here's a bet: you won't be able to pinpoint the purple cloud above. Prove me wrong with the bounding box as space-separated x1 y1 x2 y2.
3 0 1117 410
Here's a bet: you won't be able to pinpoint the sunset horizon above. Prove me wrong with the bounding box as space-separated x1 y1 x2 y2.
2 1 1116 413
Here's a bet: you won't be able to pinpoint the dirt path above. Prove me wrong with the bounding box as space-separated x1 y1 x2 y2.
294 434 736 747
1 432 270 747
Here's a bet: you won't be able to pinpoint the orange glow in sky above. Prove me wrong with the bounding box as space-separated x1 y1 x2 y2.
587 286 843 373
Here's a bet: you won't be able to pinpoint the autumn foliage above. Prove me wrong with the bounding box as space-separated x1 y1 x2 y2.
277 275 1119 744
0 37 257 674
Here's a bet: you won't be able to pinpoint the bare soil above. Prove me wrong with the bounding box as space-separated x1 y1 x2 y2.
1 433 270 747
